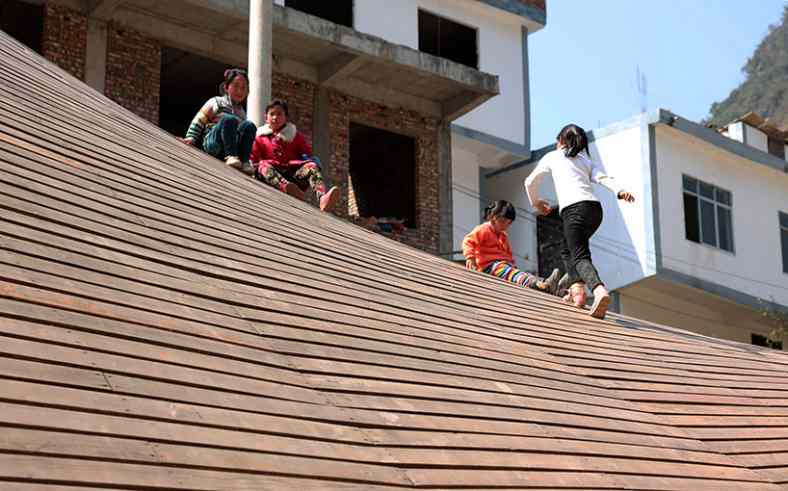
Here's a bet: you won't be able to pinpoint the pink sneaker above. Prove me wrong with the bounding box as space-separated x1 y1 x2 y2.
590 285 611 319
319 186 339 213
562 283 586 308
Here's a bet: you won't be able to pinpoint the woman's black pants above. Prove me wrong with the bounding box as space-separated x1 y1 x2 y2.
559 200 604 291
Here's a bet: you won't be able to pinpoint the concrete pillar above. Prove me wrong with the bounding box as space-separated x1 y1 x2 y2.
312 87 332 185
438 120 453 258
247 0 273 126
85 18 108 94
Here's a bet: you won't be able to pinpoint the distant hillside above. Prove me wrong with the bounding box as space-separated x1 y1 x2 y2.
707 5 788 128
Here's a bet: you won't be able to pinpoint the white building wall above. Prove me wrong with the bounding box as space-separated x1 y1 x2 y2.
452 146 482 259
654 125 788 306
726 122 745 144
587 126 655 290
744 125 769 153
354 0 526 145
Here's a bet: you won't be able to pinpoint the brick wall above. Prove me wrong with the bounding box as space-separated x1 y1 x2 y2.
327 91 440 254
42 3 86 80
105 24 161 125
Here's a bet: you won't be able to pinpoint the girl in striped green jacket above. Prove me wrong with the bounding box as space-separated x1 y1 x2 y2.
182 68 257 172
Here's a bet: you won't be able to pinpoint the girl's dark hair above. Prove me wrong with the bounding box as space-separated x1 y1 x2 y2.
219 68 248 97
265 99 289 117
556 123 589 158
483 200 516 222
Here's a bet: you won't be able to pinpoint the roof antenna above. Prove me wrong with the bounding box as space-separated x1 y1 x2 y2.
636 64 648 114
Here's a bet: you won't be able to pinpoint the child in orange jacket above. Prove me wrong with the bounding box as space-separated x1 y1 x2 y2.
463 200 558 292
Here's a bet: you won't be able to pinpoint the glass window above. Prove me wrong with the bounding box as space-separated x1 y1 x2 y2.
418 10 478 69
700 200 717 246
683 194 700 243
682 174 734 253
284 0 353 27
717 207 733 252
682 175 698 192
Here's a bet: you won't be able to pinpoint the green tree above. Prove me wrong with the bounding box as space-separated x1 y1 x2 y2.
707 5 788 128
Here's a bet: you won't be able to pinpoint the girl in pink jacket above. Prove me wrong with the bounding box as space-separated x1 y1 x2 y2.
250 100 339 213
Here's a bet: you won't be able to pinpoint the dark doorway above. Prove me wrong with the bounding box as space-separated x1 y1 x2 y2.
418 10 478 69
349 123 416 228
159 47 231 137
1 0 44 53
536 208 564 278
284 0 353 28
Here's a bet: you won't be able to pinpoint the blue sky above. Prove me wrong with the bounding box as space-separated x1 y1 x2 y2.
528 0 787 148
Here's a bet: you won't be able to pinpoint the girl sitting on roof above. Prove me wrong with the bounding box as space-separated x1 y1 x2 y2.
463 200 559 293
525 123 635 319
182 68 256 172
250 99 339 213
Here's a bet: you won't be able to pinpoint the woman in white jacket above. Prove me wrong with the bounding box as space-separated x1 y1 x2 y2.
525 124 635 319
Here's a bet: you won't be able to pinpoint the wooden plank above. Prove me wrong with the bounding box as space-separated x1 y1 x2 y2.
404 469 777 489
705 440 788 455
639 403 788 416
0 397 389 464
0 359 711 453
0 454 405 490
660 415 788 427
0 332 324 405
304 374 670 428
0 427 411 485
0 277 602 406
0 310 305 389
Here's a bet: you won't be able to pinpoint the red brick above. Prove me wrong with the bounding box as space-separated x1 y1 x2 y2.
104 24 161 125
327 91 440 255
41 3 86 81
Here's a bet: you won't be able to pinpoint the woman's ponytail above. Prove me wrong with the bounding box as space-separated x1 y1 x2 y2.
556 124 589 158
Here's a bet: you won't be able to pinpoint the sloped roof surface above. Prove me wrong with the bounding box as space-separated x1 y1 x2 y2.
1 31 788 490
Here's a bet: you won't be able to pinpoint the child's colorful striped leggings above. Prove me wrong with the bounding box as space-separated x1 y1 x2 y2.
483 261 538 288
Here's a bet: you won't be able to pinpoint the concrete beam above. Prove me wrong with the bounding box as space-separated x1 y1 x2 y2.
318 53 366 88
84 0 125 20
334 78 442 119
442 90 493 121
112 9 248 65
178 0 248 19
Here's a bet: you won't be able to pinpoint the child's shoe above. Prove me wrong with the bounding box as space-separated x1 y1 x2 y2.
225 156 242 169
589 285 611 319
241 161 255 175
319 186 339 213
534 268 560 293
544 268 561 295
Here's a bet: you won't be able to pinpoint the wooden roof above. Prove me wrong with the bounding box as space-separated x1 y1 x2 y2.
2 31 788 490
